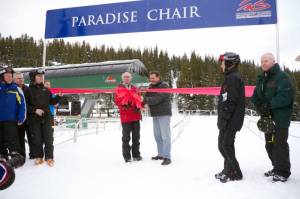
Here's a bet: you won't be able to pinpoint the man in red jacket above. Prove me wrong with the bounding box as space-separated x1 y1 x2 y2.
114 72 142 163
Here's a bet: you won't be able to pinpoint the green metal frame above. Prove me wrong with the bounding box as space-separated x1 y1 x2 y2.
26 73 148 89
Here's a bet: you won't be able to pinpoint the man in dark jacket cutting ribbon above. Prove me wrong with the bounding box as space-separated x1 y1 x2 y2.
142 71 172 166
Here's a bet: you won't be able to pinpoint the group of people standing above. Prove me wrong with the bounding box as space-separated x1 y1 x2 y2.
0 51 295 189
115 52 294 184
0 66 61 171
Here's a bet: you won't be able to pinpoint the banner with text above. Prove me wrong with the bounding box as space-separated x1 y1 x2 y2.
45 0 277 39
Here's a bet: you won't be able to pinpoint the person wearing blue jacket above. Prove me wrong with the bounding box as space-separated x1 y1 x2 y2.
0 66 26 168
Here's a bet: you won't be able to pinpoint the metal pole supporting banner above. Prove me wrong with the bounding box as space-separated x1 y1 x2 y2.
275 0 280 64
276 22 280 64
42 39 47 67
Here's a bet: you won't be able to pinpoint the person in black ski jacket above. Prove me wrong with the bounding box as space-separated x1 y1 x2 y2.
215 52 245 183
24 68 61 167
142 71 172 166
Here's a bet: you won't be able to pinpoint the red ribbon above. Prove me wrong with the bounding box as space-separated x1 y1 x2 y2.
115 87 142 109
50 86 255 97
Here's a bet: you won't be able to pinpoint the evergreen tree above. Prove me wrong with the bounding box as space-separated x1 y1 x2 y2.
1 34 300 119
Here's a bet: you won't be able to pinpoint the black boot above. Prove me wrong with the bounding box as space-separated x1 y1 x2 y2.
272 175 287 182
8 152 25 169
133 156 143 161
219 174 231 183
219 172 243 183
264 169 275 177
151 155 163 160
215 171 226 180
161 158 171 166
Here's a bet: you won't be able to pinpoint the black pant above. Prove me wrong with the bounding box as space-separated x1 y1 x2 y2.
0 121 21 157
28 118 54 160
17 123 27 158
218 129 242 178
26 127 34 159
265 128 291 178
121 121 140 160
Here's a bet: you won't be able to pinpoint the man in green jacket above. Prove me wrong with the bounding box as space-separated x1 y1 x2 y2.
252 53 294 182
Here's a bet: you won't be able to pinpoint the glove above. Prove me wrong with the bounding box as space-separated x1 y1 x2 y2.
256 103 271 117
221 107 232 120
218 117 228 130
122 101 132 109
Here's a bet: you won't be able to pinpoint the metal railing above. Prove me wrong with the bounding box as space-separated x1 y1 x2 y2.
179 109 217 115
171 114 191 144
178 108 258 116
244 116 300 140
54 117 120 146
53 109 300 147
53 113 191 146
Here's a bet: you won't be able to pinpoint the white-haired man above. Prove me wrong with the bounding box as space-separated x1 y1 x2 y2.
252 53 295 182
114 72 142 163
14 72 31 159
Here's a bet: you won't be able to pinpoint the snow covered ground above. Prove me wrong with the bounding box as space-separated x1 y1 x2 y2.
1 115 300 199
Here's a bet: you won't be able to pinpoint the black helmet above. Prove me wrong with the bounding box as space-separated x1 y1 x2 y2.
219 52 241 68
0 66 14 81
0 65 14 75
29 68 46 82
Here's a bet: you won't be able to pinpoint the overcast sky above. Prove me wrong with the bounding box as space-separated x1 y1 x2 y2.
0 0 299 70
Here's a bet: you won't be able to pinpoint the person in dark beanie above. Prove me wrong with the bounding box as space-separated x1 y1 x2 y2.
252 53 294 183
216 52 245 183
0 66 26 169
142 71 172 166
24 68 61 167
115 72 143 163
14 72 31 159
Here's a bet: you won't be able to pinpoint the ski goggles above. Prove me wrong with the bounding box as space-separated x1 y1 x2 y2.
36 68 46 74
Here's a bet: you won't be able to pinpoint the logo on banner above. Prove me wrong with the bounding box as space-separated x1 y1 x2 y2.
105 75 117 84
236 0 272 19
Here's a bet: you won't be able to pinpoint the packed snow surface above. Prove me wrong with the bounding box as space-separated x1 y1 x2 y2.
1 115 300 199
